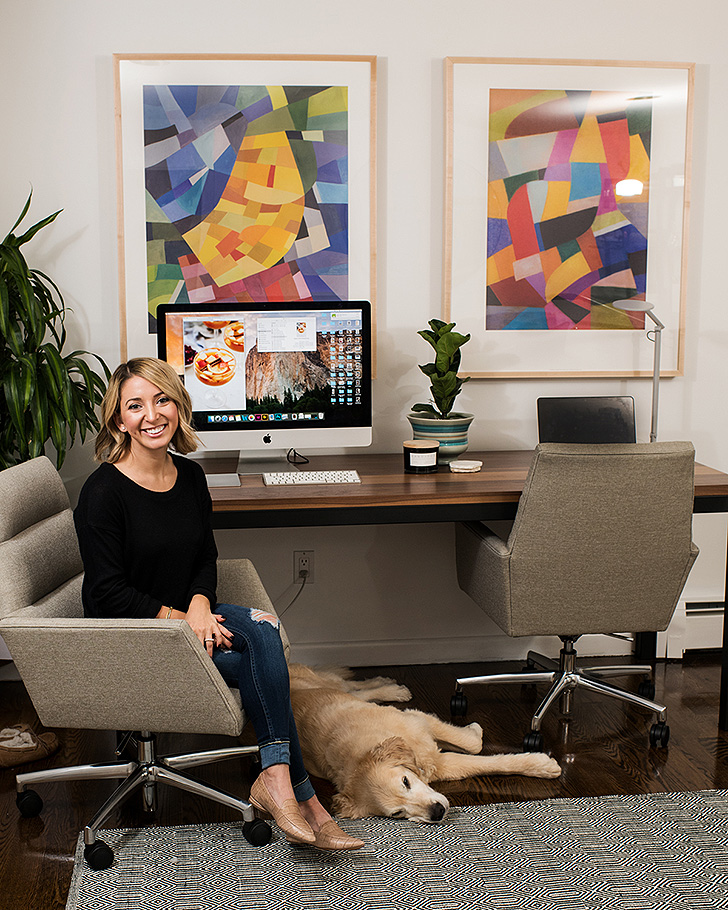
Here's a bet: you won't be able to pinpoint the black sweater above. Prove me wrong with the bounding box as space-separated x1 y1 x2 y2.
74 454 218 619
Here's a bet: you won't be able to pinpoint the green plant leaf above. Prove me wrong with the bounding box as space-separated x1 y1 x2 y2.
32 268 65 309
429 319 453 336
434 331 470 374
30 275 59 329
29 385 49 454
4 318 25 358
68 349 111 383
17 353 37 409
0 274 10 337
67 383 87 442
4 190 33 240
431 371 459 396
411 403 441 418
48 404 68 468
13 210 63 248
47 347 88 434
39 344 65 396
417 329 439 351
4 369 28 441
33 272 67 347
429 373 460 416
0 246 42 343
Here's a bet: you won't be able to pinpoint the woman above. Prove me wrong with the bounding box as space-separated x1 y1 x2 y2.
73 357 363 851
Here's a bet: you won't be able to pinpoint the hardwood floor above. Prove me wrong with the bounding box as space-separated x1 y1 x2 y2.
2 654 728 910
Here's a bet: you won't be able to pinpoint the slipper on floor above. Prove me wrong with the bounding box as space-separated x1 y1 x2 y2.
0 724 59 768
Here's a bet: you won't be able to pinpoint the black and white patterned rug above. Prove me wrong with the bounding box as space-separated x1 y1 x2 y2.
66 790 728 910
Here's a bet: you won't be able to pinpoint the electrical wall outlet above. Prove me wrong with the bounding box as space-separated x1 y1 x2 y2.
294 550 314 583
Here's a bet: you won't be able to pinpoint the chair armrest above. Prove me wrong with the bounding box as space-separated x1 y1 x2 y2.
455 521 516 634
217 558 290 658
459 521 512 557
0 615 244 736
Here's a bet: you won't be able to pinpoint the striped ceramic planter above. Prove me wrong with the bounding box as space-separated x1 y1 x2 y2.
406 412 474 464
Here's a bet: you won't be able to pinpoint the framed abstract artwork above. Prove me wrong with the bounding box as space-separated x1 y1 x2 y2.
443 58 694 378
114 54 377 361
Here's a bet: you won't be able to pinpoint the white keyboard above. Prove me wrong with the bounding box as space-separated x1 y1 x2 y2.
263 470 361 486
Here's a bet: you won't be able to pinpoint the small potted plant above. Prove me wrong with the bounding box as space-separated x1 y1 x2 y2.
407 318 473 463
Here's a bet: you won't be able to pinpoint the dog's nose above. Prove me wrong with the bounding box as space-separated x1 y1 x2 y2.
429 802 447 822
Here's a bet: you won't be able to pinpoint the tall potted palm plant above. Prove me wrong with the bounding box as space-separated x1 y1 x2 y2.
0 193 109 469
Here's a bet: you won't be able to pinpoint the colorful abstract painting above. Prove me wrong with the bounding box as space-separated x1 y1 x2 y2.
144 84 349 330
486 89 652 331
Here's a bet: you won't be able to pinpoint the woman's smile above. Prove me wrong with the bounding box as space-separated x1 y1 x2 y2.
142 424 168 437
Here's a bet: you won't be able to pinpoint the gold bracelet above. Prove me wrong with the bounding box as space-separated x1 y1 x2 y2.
166 606 173 619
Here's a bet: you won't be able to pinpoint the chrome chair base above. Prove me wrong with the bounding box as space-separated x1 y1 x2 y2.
15 731 270 868
451 639 670 751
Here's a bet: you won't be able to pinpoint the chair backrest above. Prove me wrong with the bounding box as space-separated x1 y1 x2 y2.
0 456 84 621
503 442 697 636
537 396 636 444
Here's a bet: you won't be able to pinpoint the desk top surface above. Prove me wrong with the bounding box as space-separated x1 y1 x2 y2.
203 449 728 517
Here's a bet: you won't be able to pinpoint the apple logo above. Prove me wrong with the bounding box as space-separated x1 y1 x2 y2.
263 434 272 444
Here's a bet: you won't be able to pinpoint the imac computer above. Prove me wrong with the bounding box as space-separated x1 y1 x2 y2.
157 300 372 473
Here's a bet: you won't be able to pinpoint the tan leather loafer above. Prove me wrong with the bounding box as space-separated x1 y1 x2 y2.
0 725 59 769
249 777 316 844
310 819 365 851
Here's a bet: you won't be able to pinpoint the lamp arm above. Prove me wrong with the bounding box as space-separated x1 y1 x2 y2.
646 317 662 443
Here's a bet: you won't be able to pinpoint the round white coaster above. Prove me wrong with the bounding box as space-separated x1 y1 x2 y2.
449 460 483 473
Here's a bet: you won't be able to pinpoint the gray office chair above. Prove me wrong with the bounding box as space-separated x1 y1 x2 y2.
452 442 699 751
0 455 288 869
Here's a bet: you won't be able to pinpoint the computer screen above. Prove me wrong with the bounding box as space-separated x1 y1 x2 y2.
157 301 372 465
537 396 636 444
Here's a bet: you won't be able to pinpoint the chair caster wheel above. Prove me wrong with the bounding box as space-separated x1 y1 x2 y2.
638 680 656 700
16 789 43 818
649 722 670 748
243 818 272 846
450 692 468 717
523 731 544 752
84 840 114 870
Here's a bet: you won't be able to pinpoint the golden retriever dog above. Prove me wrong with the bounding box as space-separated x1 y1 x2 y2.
288 664 561 822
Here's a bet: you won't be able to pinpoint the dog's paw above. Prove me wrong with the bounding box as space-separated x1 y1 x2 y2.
377 684 413 702
522 753 562 778
465 722 483 751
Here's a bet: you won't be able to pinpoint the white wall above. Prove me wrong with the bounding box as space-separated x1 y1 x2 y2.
2 0 727 665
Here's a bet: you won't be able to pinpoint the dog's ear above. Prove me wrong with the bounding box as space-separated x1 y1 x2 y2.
367 736 419 773
331 791 361 818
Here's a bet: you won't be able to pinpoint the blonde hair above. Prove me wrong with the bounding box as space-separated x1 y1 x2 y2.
95 357 199 463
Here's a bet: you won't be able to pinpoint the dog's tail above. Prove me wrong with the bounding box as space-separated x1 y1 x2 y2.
288 663 355 691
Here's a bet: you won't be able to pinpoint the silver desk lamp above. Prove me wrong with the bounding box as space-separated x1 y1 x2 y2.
612 299 664 442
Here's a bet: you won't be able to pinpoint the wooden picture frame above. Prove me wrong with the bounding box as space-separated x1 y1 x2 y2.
443 57 694 379
114 54 377 362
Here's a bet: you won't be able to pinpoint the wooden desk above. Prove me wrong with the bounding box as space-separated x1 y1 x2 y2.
210 450 533 528
205 449 728 728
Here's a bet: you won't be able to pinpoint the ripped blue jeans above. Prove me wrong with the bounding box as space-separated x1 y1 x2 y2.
211 602 315 802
